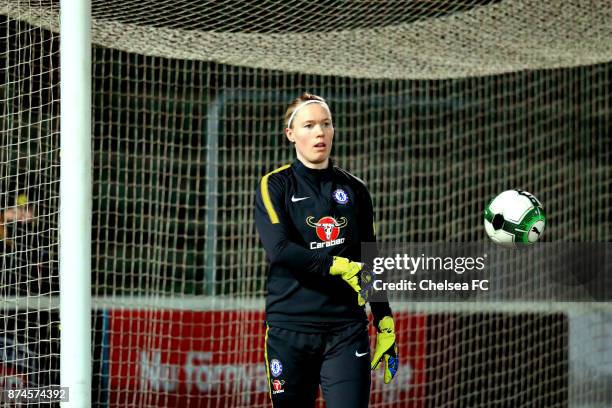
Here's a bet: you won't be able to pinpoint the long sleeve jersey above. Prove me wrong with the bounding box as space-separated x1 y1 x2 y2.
255 158 391 332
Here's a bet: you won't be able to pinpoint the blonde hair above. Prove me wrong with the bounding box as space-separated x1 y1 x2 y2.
284 93 330 129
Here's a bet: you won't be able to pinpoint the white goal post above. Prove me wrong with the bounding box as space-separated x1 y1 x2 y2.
59 0 92 406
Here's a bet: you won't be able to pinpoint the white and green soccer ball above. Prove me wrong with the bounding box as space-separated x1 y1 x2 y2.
484 189 546 247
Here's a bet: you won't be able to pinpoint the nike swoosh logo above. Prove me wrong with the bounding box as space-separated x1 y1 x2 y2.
355 351 368 357
291 195 309 202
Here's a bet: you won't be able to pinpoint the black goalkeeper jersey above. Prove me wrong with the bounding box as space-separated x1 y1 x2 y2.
255 158 391 332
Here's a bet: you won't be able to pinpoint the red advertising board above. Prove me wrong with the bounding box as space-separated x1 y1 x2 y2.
108 310 425 407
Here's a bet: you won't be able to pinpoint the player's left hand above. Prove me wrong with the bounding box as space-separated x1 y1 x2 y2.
371 316 398 384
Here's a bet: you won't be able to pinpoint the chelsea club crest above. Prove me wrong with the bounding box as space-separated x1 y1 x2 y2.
270 359 283 377
332 189 349 204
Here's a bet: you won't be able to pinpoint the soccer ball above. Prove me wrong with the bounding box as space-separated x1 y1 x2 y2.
484 189 546 247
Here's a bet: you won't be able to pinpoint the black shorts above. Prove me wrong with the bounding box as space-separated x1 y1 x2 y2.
265 322 371 408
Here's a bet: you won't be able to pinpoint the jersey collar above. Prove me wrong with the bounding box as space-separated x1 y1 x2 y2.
292 158 334 181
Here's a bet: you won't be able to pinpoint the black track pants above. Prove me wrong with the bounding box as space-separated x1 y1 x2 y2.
265 322 371 408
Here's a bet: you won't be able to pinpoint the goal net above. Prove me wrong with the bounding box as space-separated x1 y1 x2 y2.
1 1 611 407
0 7 60 399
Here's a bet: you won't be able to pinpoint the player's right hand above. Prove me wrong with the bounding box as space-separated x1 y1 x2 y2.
329 256 366 306
358 263 375 303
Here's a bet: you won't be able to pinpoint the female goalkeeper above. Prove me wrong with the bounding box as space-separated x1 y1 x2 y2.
254 93 398 408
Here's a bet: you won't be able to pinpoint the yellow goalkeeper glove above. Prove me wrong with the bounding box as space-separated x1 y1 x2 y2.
371 316 399 384
329 256 366 306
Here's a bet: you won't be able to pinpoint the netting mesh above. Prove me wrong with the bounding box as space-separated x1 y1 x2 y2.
89 62 611 298
1 0 611 407
0 12 60 399
3 1 612 78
